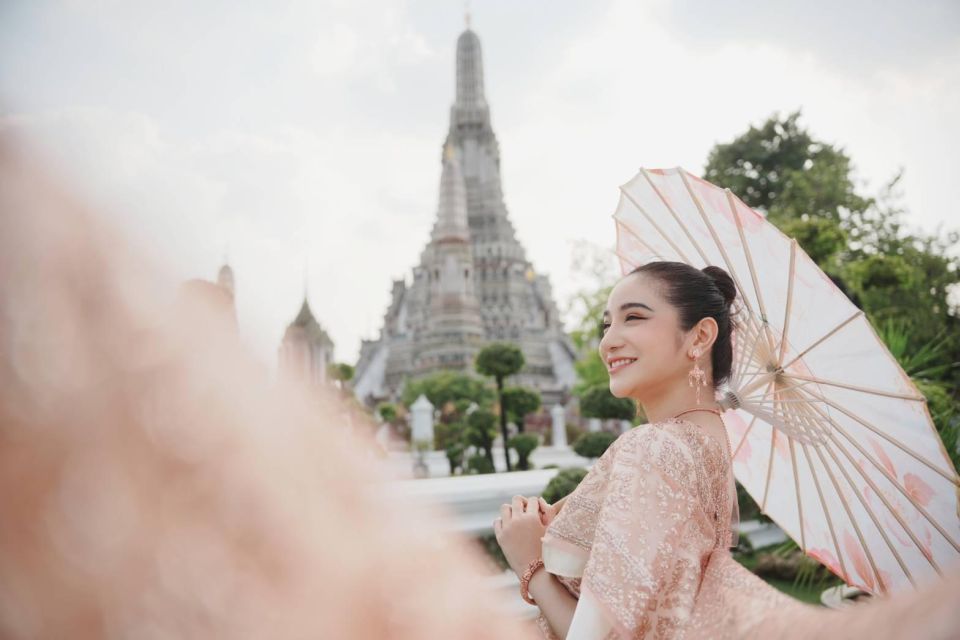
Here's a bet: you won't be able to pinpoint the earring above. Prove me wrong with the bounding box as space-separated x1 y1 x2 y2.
688 350 706 405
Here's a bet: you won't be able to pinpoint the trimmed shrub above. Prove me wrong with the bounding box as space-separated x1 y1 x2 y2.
572 431 617 459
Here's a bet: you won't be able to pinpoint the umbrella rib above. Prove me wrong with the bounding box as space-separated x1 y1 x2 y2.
819 433 918 588
822 430 941 579
788 435 806 553
614 220 668 260
731 380 774 460
640 169 711 266
782 310 862 372
677 169 758 319
781 373 925 402
733 316 765 384
798 384 959 485
807 427 886 594
778 240 798 365
801 397 960 554
725 188 777 356
617 190 692 263
761 388 780 511
799 439 850 584
736 323 776 396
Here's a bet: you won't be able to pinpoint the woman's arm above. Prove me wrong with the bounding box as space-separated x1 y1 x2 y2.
527 569 578 639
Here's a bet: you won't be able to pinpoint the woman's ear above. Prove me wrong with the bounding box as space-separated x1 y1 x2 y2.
687 317 719 359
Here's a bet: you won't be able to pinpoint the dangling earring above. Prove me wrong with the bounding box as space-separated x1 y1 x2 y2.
688 349 707 405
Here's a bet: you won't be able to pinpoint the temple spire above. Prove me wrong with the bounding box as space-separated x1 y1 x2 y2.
431 144 469 243
455 26 486 108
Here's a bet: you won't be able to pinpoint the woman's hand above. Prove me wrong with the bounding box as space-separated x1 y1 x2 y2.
537 496 560 527
493 495 547 577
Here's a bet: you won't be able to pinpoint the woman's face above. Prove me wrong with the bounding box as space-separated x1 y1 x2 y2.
599 274 690 400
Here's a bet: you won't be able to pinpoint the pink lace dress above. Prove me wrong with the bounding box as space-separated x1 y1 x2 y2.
537 418 818 639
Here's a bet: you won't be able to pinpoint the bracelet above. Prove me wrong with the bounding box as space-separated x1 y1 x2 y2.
519 558 546 605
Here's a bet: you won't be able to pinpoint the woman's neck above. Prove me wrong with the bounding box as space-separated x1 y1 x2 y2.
639 379 719 425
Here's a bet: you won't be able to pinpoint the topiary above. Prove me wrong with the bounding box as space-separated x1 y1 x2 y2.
507 433 539 471
542 467 589 503
572 431 617 459
466 454 495 475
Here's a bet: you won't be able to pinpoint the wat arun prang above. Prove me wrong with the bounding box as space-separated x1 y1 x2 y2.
353 26 577 407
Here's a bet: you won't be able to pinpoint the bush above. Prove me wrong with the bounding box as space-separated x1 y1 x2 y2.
508 433 539 471
542 467 589 503
579 384 636 420
466 454 495 475
572 431 617 459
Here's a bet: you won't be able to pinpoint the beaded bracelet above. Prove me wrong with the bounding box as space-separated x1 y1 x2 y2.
519 558 545 605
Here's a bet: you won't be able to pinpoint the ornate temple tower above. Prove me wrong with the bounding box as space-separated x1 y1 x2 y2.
353 26 576 405
279 298 335 385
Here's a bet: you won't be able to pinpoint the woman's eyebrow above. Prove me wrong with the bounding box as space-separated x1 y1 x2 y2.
619 302 654 312
602 302 654 320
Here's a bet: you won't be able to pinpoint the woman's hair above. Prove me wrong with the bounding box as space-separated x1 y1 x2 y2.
628 262 738 387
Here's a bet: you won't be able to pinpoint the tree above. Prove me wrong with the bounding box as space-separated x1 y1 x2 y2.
502 386 541 431
579 384 636 421
401 371 493 411
572 431 618 459
542 467 589 503
508 433 539 471
465 408 498 470
330 363 355 392
475 342 525 472
704 111 870 225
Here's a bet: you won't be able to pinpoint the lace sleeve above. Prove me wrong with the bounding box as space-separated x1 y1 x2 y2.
578 426 715 638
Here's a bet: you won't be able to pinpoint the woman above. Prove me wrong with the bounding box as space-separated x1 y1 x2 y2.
494 262 959 639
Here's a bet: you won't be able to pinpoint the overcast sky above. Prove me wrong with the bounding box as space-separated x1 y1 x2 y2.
2 0 958 368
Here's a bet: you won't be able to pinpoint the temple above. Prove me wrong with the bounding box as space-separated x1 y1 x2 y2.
353 26 576 406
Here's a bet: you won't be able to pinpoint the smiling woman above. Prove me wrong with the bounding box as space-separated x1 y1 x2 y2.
494 261 960 639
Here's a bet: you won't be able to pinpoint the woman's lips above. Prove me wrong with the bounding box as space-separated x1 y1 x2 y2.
608 358 636 374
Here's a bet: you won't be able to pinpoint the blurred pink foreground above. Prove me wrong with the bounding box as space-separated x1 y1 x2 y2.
0 141 534 639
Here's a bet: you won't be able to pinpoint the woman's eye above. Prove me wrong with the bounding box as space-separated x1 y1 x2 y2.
625 315 645 321
599 322 611 336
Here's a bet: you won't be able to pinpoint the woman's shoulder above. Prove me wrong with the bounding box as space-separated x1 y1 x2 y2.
615 418 725 472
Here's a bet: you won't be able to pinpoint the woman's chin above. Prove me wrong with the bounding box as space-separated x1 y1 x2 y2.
608 380 634 399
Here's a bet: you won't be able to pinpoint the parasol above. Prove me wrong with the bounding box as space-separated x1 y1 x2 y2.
613 167 960 594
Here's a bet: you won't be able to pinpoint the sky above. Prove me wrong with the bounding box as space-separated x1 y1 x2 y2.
2 0 958 368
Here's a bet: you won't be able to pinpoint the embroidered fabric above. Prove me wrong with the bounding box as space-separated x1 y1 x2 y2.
537 418 802 639
533 418 960 639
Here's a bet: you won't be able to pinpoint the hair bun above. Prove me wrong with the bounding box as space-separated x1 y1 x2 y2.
702 266 737 307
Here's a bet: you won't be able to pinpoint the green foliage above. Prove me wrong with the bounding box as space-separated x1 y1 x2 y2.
376 402 397 423
579 384 636 420
572 431 618 459
502 386 541 427
330 362 355 382
776 216 847 267
466 453 495 475
475 342 525 472
542 467 589 503
401 371 493 410
465 408 498 466
704 111 870 223
508 433 540 471
475 342 525 381
445 442 466 476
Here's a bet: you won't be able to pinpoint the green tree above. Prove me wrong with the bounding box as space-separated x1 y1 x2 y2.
401 371 494 410
508 433 540 471
573 431 618 459
704 111 870 225
579 384 636 421
465 408 498 470
475 342 525 472
502 386 541 431
542 467 589 503
376 402 397 424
